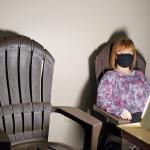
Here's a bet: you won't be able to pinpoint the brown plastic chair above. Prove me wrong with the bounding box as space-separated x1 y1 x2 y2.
0 35 102 150
93 42 146 149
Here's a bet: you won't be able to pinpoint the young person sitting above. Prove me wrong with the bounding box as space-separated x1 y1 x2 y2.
96 38 150 123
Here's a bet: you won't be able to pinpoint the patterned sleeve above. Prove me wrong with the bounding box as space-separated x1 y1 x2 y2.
138 71 150 109
143 75 150 95
96 72 124 117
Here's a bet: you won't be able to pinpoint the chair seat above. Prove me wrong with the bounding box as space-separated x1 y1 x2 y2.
11 140 81 150
49 142 82 150
12 140 48 150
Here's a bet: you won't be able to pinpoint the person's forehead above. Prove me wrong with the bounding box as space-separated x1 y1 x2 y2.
117 49 133 54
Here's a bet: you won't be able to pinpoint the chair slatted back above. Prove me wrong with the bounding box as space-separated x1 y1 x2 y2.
0 35 55 144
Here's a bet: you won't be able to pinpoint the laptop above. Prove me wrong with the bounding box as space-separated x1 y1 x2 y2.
140 94 150 130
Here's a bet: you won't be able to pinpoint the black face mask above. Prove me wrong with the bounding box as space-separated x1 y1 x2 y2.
116 54 133 68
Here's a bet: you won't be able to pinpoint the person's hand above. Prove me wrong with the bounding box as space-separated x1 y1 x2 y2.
120 109 132 120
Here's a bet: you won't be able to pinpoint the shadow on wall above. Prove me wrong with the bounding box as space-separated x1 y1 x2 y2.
0 30 18 40
79 29 129 112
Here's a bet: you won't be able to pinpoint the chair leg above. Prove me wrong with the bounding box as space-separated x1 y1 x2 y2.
91 125 101 150
83 123 101 150
98 122 122 150
98 122 109 149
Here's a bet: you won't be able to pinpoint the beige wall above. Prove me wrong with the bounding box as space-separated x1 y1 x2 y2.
0 0 150 148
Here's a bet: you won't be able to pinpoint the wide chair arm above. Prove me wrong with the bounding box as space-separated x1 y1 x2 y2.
54 106 102 150
0 130 11 150
93 105 130 125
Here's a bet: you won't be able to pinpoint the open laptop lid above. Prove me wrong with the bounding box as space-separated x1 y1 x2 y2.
140 95 150 129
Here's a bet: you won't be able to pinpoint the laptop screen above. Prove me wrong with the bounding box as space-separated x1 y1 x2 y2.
140 95 150 129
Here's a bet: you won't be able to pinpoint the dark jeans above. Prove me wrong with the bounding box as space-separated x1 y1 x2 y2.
131 112 142 123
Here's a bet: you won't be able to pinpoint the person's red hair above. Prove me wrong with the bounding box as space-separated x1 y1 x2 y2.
110 38 136 69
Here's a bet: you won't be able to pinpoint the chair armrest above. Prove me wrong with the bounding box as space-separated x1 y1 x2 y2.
55 106 101 126
0 130 11 150
54 106 102 150
93 105 130 125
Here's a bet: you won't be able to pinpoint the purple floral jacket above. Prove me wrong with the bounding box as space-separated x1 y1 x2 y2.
96 70 150 117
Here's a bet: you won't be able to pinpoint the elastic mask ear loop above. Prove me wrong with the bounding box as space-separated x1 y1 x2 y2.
115 54 117 68
131 52 135 69
130 53 134 69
